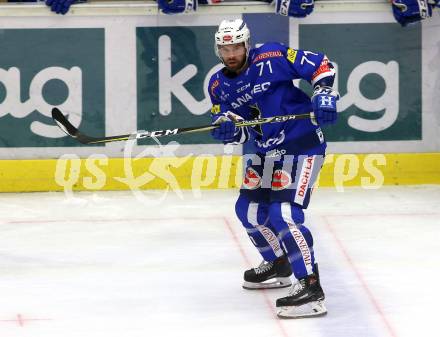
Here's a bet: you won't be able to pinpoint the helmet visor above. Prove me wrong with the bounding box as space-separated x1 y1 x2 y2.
217 43 246 59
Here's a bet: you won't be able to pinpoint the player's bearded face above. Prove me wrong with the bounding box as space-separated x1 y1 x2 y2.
218 43 247 72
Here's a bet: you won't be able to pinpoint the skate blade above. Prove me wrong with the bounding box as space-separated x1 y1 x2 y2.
243 277 292 290
277 300 327 319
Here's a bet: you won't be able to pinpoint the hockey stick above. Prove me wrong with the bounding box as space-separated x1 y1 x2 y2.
51 107 316 145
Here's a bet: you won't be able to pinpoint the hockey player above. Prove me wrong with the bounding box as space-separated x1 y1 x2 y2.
208 19 339 318
45 0 85 15
391 0 440 26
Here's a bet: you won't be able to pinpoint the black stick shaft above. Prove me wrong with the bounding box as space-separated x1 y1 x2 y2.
51 107 314 145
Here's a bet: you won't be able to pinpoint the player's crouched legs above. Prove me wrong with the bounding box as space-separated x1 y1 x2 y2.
268 202 326 318
235 194 292 290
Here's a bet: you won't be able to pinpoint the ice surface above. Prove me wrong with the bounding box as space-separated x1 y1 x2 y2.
0 185 439 337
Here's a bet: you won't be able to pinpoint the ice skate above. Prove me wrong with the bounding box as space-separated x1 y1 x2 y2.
276 270 326 318
243 256 292 290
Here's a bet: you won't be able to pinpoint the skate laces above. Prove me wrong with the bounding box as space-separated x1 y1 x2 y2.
288 279 306 296
254 260 273 275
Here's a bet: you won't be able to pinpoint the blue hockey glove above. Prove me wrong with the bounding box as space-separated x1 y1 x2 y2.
311 86 339 126
211 116 237 142
45 0 83 15
158 0 197 14
391 0 435 26
275 0 314 18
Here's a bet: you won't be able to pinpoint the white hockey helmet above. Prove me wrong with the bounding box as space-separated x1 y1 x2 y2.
214 19 251 62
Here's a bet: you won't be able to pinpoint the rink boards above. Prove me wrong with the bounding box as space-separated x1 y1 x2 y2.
1 153 439 192
0 7 439 192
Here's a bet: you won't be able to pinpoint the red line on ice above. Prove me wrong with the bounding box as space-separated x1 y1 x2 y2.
323 215 398 337
17 314 23 327
0 314 52 327
222 216 292 337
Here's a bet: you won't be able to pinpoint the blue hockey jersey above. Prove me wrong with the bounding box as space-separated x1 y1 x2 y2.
208 42 334 153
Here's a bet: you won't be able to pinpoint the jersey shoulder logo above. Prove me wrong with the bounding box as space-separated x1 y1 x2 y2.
253 50 283 63
211 104 221 114
210 79 220 98
287 48 297 64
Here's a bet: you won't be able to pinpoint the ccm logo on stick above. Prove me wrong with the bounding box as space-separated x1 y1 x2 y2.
136 129 178 139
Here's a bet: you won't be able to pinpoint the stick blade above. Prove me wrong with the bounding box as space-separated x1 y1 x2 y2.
51 107 79 138
51 107 96 144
